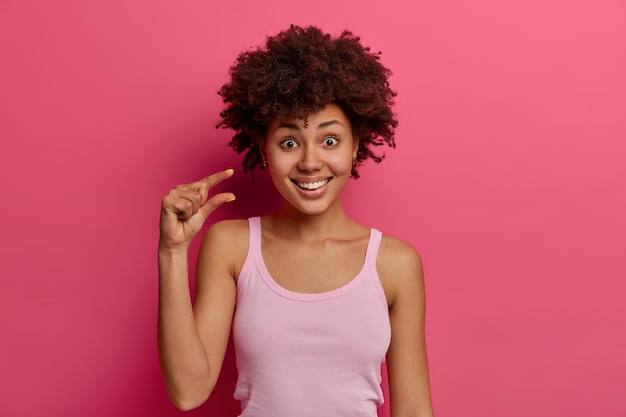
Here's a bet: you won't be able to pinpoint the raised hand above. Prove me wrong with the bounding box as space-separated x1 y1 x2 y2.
159 169 235 251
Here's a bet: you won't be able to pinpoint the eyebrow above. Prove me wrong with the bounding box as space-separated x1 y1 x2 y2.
274 120 344 132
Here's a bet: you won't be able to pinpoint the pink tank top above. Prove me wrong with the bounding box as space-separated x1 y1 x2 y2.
232 217 391 417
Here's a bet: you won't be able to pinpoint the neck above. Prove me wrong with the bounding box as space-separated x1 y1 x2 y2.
269 200 353 241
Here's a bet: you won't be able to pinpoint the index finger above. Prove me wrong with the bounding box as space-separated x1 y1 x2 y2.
201 168 235 189
178 169 235 207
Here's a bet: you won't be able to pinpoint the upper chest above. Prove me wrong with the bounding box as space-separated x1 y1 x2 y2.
261 235 369 294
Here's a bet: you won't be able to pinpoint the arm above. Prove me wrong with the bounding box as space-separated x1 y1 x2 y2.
157 170 237 410
378 237 434 417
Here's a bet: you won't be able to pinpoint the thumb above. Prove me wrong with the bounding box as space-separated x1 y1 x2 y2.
198 192 236 218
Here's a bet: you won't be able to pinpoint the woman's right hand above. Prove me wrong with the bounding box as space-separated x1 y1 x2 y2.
159 169 236 251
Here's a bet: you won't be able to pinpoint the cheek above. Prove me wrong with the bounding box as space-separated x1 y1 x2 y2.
267 153 294 172
266 158 295 187
330 151 355 170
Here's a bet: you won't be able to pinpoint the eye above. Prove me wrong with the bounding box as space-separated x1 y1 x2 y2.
280 139 298 149
323 137 338 147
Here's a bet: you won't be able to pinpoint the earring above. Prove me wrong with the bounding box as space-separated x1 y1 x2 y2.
262 159 267 168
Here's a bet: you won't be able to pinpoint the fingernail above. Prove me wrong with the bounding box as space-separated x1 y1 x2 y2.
226 196 236 202
225 168 234 175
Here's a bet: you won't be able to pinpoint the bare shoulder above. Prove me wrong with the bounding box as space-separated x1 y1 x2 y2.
201 218 249 252
203 218 249 242
378 234 424 278
198 219 250 279
377 234 425 308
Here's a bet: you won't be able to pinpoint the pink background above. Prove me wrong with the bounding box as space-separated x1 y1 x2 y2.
1 0 625 416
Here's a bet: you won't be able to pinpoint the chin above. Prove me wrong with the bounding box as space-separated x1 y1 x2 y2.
285 195 342 217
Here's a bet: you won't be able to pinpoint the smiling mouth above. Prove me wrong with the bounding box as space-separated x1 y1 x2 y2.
294 179 331 190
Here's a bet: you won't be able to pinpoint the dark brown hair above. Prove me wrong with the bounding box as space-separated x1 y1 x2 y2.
217 25 397 178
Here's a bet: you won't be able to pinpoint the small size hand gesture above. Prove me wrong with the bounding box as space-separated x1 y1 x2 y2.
159 169 235 251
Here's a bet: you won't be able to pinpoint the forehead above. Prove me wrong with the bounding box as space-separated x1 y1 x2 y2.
268 104 351 132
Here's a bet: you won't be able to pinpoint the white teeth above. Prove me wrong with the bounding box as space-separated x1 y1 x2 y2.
297 179 330 190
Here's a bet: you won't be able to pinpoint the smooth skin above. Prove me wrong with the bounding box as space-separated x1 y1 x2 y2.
158 104 434 416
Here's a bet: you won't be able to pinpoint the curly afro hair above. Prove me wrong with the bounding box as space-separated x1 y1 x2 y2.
217 25 397 178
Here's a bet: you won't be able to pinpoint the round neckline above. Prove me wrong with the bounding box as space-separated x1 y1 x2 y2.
255 233 372 302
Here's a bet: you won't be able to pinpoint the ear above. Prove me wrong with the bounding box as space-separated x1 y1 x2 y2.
352 137 359 160
258 140 268 167
258 139 267 159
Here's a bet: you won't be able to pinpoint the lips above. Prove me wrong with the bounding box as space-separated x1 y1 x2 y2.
293 178 331 190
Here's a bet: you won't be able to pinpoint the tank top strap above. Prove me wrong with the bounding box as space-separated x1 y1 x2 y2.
247 216 261 252
364 228 387 309
365 228 382 269
237 217 261 290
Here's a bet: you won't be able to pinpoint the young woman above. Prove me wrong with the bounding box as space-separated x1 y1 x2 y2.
158 26 434 417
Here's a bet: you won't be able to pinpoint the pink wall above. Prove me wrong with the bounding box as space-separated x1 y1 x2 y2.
1 1 625 416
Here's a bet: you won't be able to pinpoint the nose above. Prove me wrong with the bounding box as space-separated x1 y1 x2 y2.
297 146 323 172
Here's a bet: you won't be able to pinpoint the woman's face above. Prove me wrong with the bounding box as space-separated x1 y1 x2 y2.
264 104 358 216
